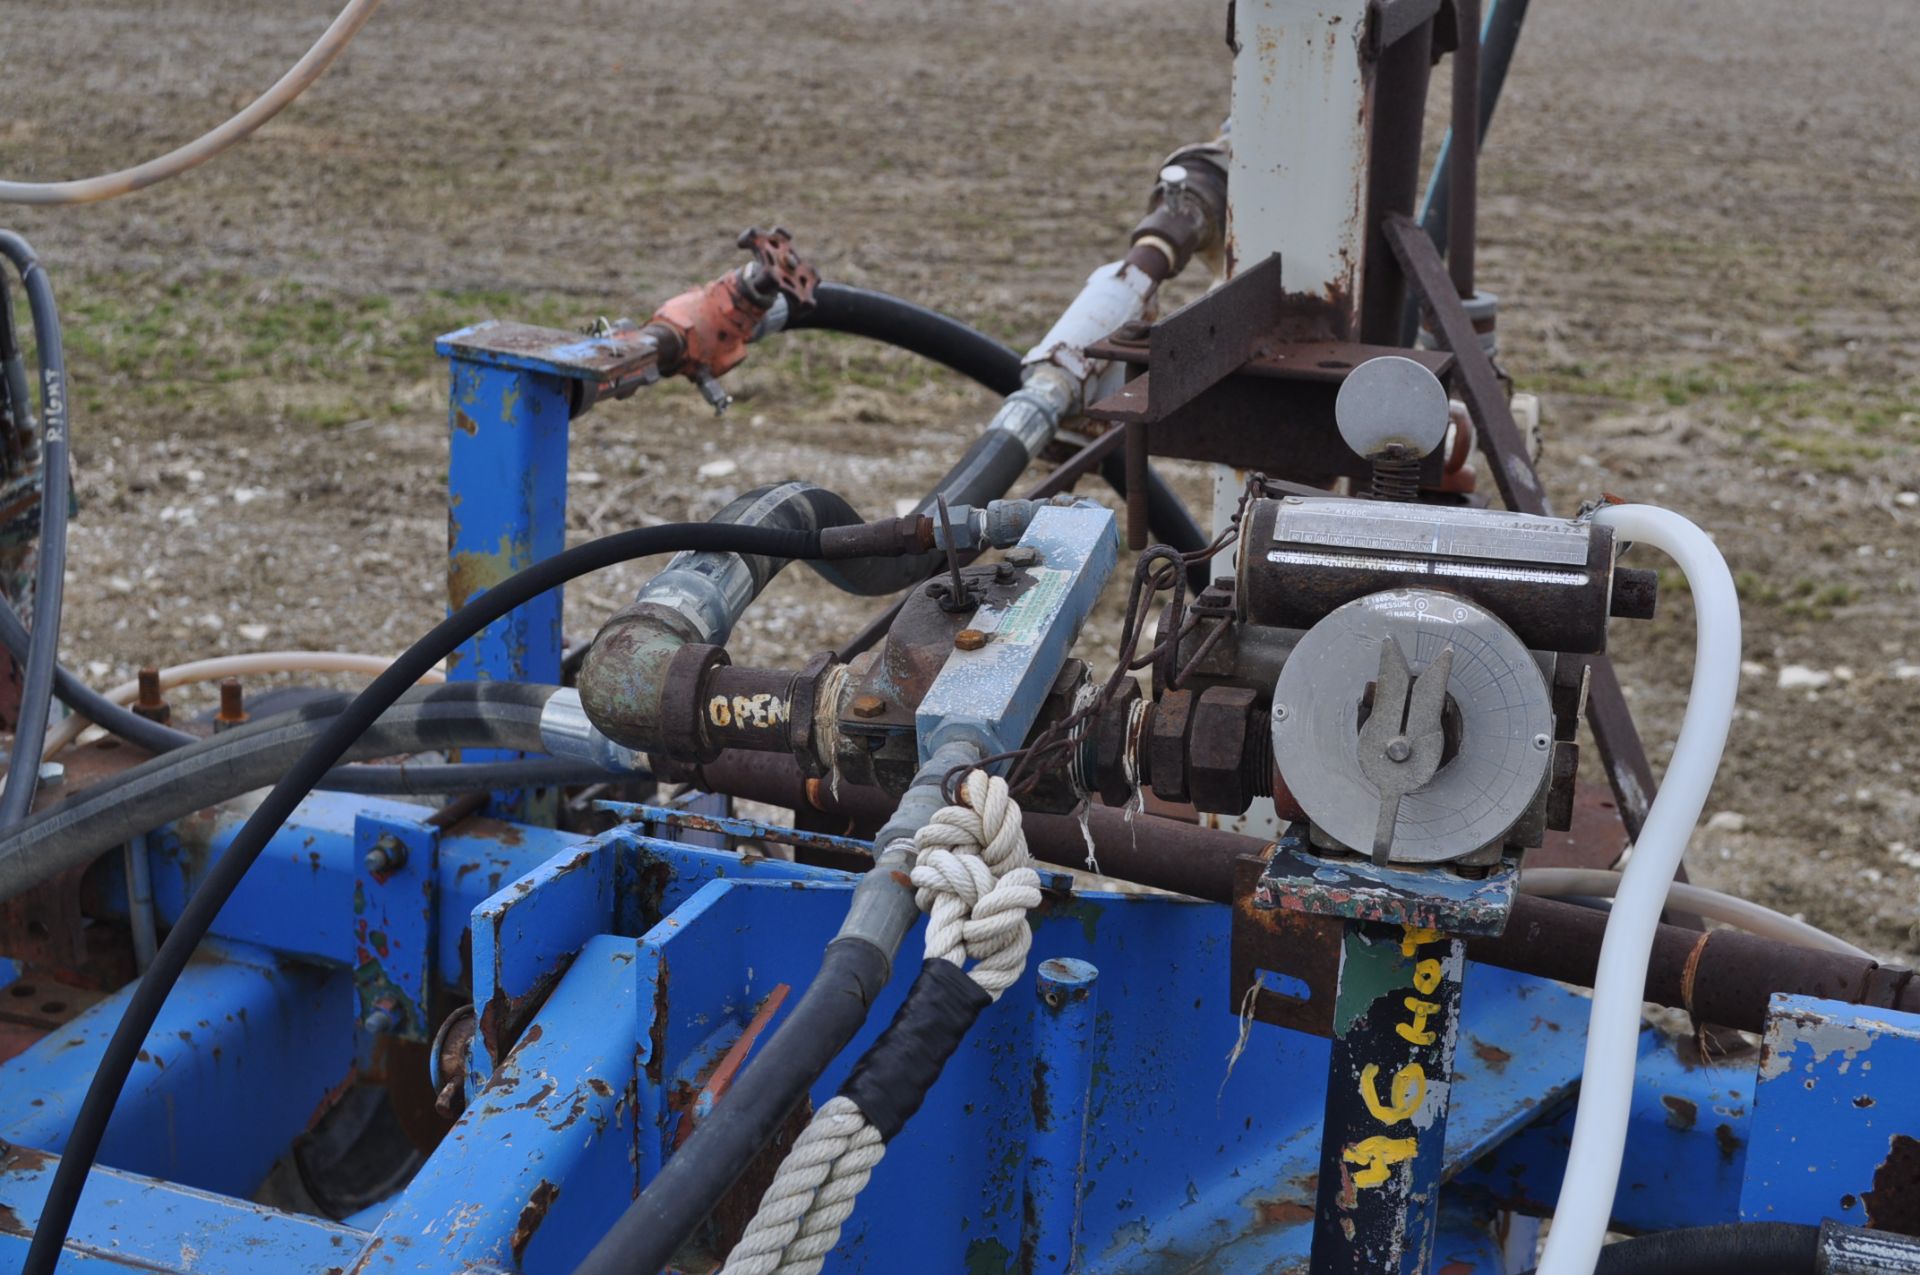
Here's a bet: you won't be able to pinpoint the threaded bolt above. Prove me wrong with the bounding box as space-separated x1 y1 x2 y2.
363 1002 402 1034
851 694 887 720
364 835 408 875
213 678 248 732
132 665 170 725
1004 546 1041 567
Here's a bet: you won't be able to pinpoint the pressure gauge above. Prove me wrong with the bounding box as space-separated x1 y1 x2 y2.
1270 588 1552 864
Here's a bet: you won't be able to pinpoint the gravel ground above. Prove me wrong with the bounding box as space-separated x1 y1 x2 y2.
1 0 1917 955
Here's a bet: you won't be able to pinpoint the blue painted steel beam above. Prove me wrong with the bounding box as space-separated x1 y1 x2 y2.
1451 1027 1753 1233
350 934 639 1272
1741 993 1920 1231
436 343 574 821
0 940 355 1199
0 1146 369 1274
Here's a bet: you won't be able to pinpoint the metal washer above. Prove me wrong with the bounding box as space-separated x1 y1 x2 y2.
1271 588 1551 864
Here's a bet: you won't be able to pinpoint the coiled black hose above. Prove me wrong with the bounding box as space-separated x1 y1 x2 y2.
22 516 911 1274
0 231 70 827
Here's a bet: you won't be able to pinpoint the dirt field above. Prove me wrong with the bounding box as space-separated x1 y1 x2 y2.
2 0 1917 955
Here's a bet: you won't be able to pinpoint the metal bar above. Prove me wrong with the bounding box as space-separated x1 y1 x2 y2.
1310 922 1465 1273
1358 17 1434 344
1382 212 1659 843
1418 0 1531 262
595 799 876 861
1448 0 1481 298
441 355 573 822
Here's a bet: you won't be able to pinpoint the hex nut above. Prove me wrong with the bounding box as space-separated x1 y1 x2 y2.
954 629 989 652
1091 679 1144 808
851 694 887 719
1146 689 1197 805
1189 686 1259 815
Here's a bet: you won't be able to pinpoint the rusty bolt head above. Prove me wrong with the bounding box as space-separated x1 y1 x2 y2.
851 694 887 719
1189 686 1260 816
954 629 989 652
214 678 247 727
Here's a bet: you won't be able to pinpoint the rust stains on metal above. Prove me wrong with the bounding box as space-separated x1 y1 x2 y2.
509 1178 560 1265
1660 1094 1698 1132
1714 1122 1743 1162
1865 1134 1920 1236
1255 1198 1315 1226
671 985 791 1150
1471 1039 1512 1072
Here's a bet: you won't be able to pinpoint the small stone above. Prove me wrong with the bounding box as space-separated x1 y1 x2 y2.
1833 665 1854 682
696 458 738 480
1894 662 1920 680
1777 664 1831 691
1740 660 1767 678
1897 491 1919 507
1705 811 1747 833
238 623 270 642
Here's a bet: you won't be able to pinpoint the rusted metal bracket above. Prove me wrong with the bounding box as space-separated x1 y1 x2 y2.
1383 211 1659 846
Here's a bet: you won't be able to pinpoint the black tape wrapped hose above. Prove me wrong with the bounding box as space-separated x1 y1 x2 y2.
0 231 70 827
22 517 914 1274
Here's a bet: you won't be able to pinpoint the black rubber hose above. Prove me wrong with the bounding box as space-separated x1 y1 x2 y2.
788 283 1025 397
1517 1222 1818 1275
0 596 624 799
572 936 892 1275
0 682 562 901
0 232 70 827
22 518 892 1274
787 282 1206 560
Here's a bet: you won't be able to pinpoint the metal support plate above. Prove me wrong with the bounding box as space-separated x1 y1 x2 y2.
352 810 442 1042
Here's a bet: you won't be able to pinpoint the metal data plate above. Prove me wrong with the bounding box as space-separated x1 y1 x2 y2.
1270 496 1591 567
1271 589 1552 864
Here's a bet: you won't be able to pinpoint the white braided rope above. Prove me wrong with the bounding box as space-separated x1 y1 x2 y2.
909 770 1042 1000
719 771 1040 1275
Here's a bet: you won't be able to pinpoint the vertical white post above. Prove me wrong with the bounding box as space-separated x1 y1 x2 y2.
1212 0 1373 836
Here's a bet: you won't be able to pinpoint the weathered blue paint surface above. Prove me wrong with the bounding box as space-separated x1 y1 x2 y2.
352 808 442 1040
1025 956 1100 1271
1454 1025 1754 1234
0 940 354 1198
1742 993 1920 1232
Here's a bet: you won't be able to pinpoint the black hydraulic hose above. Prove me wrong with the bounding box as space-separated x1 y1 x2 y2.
573 937 892 1275
788 282 1025 397
787 283 1207 572
0 595 622 799
0 232 70 828
22 517 902 1274
1517 1222 1818 1275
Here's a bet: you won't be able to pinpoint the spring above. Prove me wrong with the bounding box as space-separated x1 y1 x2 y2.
1368 445 1421 502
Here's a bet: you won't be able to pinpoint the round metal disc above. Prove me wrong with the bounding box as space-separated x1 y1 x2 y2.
1270 588 1552 864
1334 354 1450 459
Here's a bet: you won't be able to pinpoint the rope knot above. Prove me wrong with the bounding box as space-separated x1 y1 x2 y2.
909 770 1040 1000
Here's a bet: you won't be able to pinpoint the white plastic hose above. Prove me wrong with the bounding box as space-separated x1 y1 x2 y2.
39 651 445 761
1519 868 1872 960
1535 505 1740 1275
0 0 386 206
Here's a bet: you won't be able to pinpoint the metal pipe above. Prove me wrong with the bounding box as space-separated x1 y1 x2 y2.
1449 0 1482 298
695 753 1920 1033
